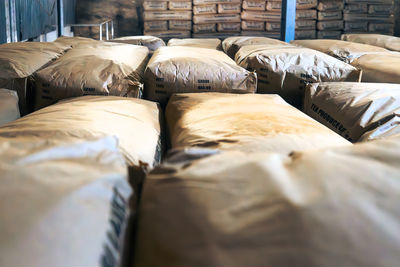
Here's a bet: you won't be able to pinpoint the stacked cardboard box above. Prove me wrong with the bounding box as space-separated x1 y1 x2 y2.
343 0 394 34
193 0 242 37
241 0 317 39
143 0 193 39
316 1 344 39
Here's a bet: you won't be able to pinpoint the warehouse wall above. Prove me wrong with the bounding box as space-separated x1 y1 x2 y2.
0 2 6 43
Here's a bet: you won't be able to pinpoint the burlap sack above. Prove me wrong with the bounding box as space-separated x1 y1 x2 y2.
134 136 400 267
317 20 344 30
235 44 361 107
304 82 400 142
242 0 266 10
166 93 350 153
341 34 400 52
143 11 192 20
241 20 265 31
168 1 192 10
0 136 133 267
168 20 192 30
317 31 343 39
218 22 241 32
0 96 163 168
143 1 168 10
143 30 192 38
144 47 257 104
218 3 241 13
0 42 70 115
144 21 169 31
108 35 166 52
222 36 289 58
291 39 388 63
193 13 241 24
193 4 217 15
241 11 281 21
0 89 20 126
351 52 400 83
193 23 217 33
317 1 344 11
168 38 222 49
33 42 149 110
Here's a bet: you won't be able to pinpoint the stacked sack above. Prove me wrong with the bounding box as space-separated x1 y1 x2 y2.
343 0 394 34
143 0 193 39
316 0 344 39
193 0 242 37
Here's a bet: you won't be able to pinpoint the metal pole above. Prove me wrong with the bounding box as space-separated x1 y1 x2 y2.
111 20 114 39
105 22 109 40
99 24 102 40
4 0 11 43
280 0 296 42
9 0 17 42
57 0 64 37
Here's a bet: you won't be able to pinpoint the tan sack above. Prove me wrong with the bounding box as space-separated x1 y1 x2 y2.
143 1 168 10
0 136 133 267
241 11 281 21
193 13 241 24
304 82 400 142
143 11 192 20
0 96 163 168
235 44 361 107
33 42 149 110
0 89 20 126
135 135 400 267
193 4 217 15
341 34 400 52
143 21 169 31
317 1 344 11
222 36 289 58
242 0 266 10
54 36 99 47
166 93 350 154
144 47 257 104
291 39 388 63
108 35 166 52
0 42 70 115
168 38 222 50
351 52 400 83
143 30 191 39
168 20 192 30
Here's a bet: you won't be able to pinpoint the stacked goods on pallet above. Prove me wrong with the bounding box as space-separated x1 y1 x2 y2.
351 52 400 83
222 36 289 58
144 46 257 104
316 0 344 39
0 42 70 115
193 0 242 38
166 93 350 154
0 136 133 267
108 36 166 54
235 44 361 107
143 1 193 39
343 0 395 35
291 39 388 63
304 82 400 142
0 89 20 126
134 136 400 267
75 0 140 38
33 42 149 110
241 0 268 36
341 33 400 51
0 96 163 168
167 38 222 49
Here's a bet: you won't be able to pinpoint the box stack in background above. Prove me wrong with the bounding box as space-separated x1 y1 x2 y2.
143 0 193 39
343 0 394 34
316 0 344 39
193 0 242 38
294 0 318 39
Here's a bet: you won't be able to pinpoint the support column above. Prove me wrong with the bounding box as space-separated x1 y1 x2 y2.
280 0 296 42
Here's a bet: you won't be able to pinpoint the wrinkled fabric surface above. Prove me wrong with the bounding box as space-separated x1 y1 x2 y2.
351 52 400 83
292 39 388 63
222 36 289 58
166 93 350 154
235 44 361 107
135 136 400 267
341 33 400 51
0 136 131 267
144 46 257 104
53 36 100 47
167 38 222 50
108 35 166 52
304 82 400 142
0 89 20 126
0 96 162 168
33 42 149 110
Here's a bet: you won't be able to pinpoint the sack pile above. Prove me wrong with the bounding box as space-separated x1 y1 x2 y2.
316 0 344 39
143 0 193 39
